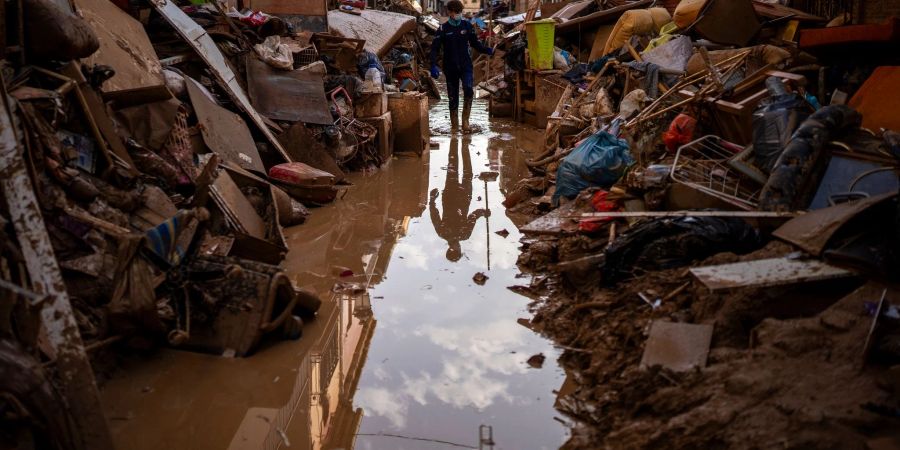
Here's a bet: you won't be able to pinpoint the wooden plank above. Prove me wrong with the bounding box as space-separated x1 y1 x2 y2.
555 0 654 32
0 94 114 450
250 0 326 15
772 192 897 256
73 0 165 94
186 77 266 175
690 257 855 291
640 321 713 372
576 211 797 219
520 201 580 235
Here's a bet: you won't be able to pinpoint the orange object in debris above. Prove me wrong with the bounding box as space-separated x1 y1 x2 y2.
849 66 900 132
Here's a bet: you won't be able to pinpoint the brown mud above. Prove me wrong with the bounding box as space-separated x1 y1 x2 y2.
516 224 900 449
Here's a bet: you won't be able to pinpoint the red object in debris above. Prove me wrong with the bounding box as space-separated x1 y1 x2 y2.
799 17 900 50
591 189 618 213
340 0 366 9
580 189 619 232
240 11 269 26
662 113 697 152
268 162 336 187
578 219 607 233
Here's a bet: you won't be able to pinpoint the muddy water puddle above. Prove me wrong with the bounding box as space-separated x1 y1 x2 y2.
100 98 568 449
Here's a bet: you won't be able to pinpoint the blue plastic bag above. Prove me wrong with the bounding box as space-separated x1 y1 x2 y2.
553 131 634 205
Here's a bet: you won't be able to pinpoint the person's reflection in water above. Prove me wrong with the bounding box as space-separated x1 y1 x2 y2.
430 136 489 262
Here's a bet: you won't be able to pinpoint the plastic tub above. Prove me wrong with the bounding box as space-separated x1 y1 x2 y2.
525 19 556 70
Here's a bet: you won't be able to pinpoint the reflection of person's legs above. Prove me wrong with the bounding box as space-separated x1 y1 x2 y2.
445 69 460 131
461 67 475 132
461 136 472 180
447 137 459 184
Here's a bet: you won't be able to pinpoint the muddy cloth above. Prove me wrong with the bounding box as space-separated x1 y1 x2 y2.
623 61 661 98
599 216 764 284
751 78 815 173
504 38 527 72
554 131 634 206
760 105 862 211
356 50 386 79
562 63 590 85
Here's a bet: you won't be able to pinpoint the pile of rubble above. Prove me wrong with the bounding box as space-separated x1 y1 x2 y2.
0 0 435 447
492 0 900 447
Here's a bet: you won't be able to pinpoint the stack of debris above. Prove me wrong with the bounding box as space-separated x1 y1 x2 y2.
0 0 435 447
497 0 900 447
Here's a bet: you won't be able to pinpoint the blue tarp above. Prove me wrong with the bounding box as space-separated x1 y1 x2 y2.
553 131 634 205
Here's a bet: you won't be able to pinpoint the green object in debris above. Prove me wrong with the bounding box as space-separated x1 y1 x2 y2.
525 19 555 70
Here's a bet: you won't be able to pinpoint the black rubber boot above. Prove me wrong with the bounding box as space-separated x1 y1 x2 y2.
461 97 473 133
450 108 459 132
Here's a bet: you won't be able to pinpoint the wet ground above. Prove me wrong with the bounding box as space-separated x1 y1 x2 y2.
99 96 569 449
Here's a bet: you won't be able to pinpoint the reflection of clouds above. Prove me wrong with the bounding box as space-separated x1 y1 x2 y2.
415 321 529 376
372 365 391 381
402 360 512 411
357 387 408 429
393 241 430 270
358 320 538 428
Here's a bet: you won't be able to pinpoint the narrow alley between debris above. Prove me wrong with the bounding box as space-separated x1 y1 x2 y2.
98 97 570 450
3 0 899 449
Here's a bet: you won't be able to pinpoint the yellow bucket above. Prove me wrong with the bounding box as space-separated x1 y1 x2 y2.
525 19 556 70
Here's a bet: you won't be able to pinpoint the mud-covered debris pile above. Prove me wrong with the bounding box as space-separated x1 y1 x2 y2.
486 0 900 447
0 0 440 447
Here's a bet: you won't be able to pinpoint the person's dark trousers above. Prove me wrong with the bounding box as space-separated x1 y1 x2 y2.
445 66 474 112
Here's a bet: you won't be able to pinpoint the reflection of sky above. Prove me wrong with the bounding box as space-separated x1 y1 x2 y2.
353 116 568 450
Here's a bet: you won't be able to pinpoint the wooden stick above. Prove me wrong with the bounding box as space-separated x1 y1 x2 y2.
573 210 799 219
662 282 691 302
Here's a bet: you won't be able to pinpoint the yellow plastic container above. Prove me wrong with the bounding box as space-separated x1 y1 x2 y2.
525 19 556 70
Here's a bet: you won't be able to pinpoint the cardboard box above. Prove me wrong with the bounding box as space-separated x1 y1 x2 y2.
387 92 428 155
360 111 393 163
354 92 388 118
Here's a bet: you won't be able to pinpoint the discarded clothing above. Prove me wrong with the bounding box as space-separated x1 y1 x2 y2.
600 215 764 284
752 78 816 173
357 50 386 79
562 63 590 85
760 105 863 211
624 61 661 98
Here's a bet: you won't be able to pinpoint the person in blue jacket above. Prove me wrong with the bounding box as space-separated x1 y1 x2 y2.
430 0 493 133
